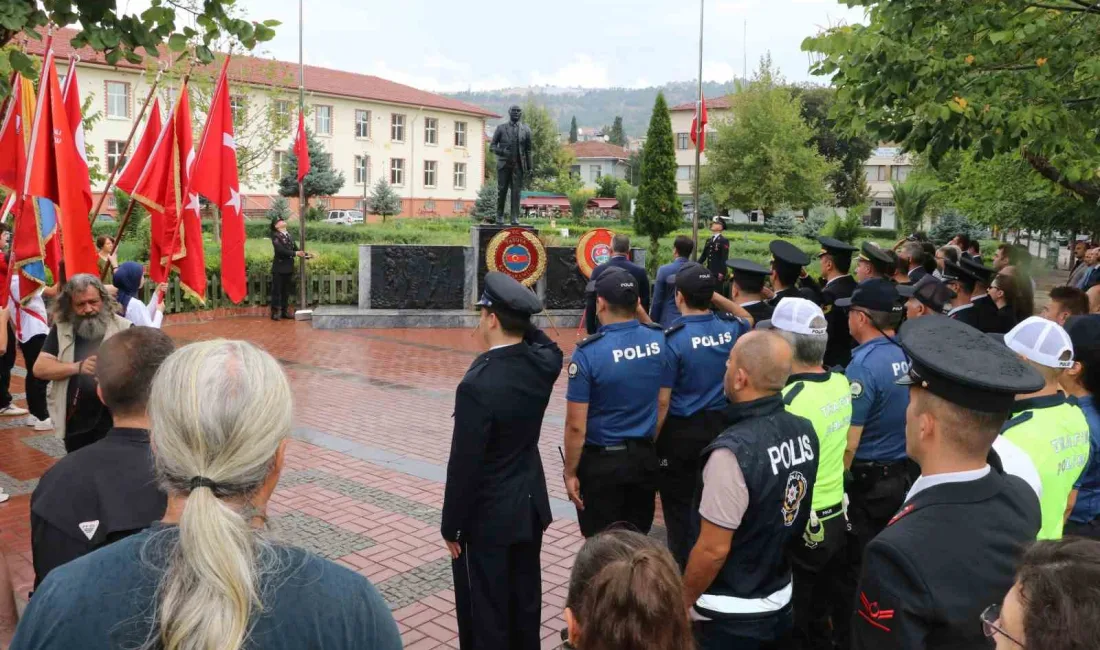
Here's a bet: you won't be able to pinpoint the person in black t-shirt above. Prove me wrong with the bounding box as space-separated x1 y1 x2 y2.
33 274 131 452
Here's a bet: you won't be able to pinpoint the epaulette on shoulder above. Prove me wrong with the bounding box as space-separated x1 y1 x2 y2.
644 322 664 331
576 332 604 348
1000 411 1034 433
664 323 686 337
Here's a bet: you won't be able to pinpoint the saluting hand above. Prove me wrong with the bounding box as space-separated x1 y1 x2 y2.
564 473 584 510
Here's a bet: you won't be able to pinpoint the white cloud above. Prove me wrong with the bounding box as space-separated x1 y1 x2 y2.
627 77 652 89
528 55 610 89
714 0 758 14
702 61 736 82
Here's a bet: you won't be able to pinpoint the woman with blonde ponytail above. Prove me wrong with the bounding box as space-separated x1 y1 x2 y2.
11 340 401 650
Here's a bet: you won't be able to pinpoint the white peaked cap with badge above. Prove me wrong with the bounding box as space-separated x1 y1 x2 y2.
1002 316 1075 369
757 297 827 336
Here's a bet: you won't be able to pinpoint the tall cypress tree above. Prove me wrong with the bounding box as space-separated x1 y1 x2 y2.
609 116 626 146
569 116 578 144
278 127 345 200
634 92 681 275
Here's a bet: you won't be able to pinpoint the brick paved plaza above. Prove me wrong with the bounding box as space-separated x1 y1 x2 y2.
0 318 665 649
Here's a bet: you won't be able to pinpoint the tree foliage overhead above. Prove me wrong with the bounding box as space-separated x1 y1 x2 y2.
634 92 681 274
804 0 1100 202
277 127 344 200
0 0 277 100
702 56 835 217
521 99 567 190
793 86 872 207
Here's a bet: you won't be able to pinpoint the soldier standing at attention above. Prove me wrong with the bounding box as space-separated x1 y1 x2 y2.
815 237 859 368
698 217 731 285
852 316 1043 649
855 242 894 283
656 263 755 568
564 267 664 537
997 317 1090 540
727 259 774 324
759 298 853 650
442 272 563 650
767 241 812 309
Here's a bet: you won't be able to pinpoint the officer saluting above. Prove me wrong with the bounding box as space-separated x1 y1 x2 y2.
656 262 754 568
442 272 564 650
564 267 664 537
727 258 774 324
816 237 859 368
853 315 1042 649
768 241 814 308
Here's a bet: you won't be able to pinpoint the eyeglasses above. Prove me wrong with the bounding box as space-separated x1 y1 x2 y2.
981 604 1025 647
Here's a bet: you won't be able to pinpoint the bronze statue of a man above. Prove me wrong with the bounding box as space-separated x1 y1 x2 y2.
488 105 533 225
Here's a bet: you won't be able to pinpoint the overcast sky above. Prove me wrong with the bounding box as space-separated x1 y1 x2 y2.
123 0 866 91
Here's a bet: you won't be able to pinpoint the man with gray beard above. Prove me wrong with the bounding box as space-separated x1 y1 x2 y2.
33 275 131 452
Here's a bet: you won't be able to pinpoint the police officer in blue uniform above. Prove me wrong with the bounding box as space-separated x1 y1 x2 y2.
727 259 774 324
564 267 665 537
442 272 564 650
656 262 754 568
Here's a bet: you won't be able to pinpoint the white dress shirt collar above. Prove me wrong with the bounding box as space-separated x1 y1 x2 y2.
905 465 990 503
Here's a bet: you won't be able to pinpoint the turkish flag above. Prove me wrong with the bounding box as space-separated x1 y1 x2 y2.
294 111 310 182
132 81 206 301
190 58 244 303
0 74 27 197
61 61 92 221
115 97 163 195
26 48 97 278
690 96 708 152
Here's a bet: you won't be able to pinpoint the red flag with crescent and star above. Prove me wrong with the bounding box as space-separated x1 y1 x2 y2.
294 111 310 182
115 97 163 196
189 57 244 303
690 96 708 152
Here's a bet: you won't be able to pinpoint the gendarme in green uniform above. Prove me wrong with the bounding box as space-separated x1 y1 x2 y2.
1001 393 1091 539
783 372 852 512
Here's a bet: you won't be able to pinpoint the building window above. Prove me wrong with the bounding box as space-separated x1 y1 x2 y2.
864 207 883 228
676 165 695 181
315 105 332 135
424 117 438 145
273 150 288 180
355 110 371 139
391 114 406 142
453 162 467 189
106 193 117 210
676 132 690 150
570 165 581 179
354 155 370 185
424 160 437 188
106 140 127 173
230 95 247 120
454 121 467 147
391 158 405 185
424 199 436 211
890 165 912 182
590 165 602 181
106 81 130 119
454 200 465 212
274 99 291 119
865 165 887 182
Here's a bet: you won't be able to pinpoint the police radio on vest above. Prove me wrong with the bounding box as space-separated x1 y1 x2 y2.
691 332 733 349
612 342 661 363
767 435 816 476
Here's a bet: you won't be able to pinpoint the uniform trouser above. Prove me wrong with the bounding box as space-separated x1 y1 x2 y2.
19 334 48 421
452 530 543 650
838 461 912 641
0 323 15 409
577 441 659 538
1064 518 1100 540
789 509 849 650
657 409 728 569
270 271 293 314
695 604 794 650
496 163 522 222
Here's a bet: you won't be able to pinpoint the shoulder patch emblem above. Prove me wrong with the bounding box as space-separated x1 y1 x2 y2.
850 380 864 399
568 362 579 379
78 520 100 541
888 504 915 526
781 471 808 526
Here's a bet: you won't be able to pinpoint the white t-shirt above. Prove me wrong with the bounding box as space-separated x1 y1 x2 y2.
8 274 48 342
123 292 163 329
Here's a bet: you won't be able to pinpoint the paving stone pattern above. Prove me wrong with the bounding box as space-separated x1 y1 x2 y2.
0 319 606 649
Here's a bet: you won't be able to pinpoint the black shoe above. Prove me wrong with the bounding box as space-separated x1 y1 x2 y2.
282 310 293 320
271 312 281 321
510 219 519 226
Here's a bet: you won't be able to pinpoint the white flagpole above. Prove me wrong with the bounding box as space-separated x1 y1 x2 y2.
691 0 704 255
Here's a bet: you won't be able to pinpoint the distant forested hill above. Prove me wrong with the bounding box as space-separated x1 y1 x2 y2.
448 80 737 136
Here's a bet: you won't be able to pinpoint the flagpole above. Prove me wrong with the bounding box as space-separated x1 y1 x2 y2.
296 0 308 317
87 63 167 225
691 0 704 257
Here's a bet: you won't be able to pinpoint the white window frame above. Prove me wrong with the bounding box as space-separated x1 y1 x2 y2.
391 114 406 142
354 155 370 185
355 109 371 139
590 165 602 181
106 81 130 119
273 150 288 180
453 162 467 190
424 160 437 188
676 132 689 150
391 158 405 186
106 140 127 173
424 117 438 145
230 95 247 120
315 105 333 136
454 121 467 147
